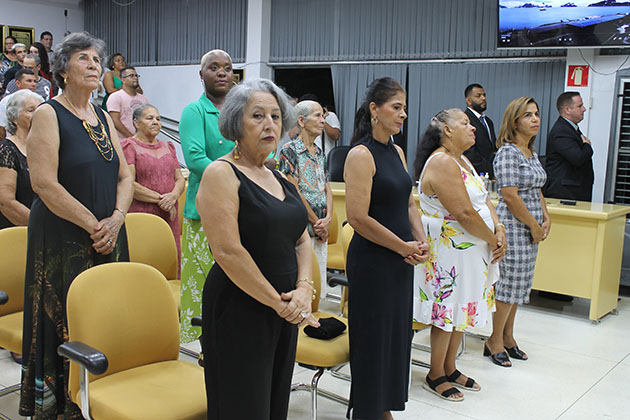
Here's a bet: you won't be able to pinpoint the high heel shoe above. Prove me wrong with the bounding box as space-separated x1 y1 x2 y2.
505 345 528 360
483 344 511 367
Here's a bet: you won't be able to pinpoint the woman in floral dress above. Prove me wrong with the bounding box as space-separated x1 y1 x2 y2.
413 108 506 402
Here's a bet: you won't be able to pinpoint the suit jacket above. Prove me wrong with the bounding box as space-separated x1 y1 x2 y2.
464 108 497 178
543 117 594 201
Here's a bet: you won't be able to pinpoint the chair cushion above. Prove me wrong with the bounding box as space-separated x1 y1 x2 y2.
77 360 206 420
168 280 181 313
0 311 23 354
327 243 345 271
296 312 349 368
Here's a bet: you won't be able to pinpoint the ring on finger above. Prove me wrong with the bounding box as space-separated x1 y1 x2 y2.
300 311 308 319
107 239 113 246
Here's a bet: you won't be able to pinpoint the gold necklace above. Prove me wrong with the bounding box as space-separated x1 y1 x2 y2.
63 94 114 161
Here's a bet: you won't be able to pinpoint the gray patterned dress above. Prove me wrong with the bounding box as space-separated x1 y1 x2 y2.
493 143 547 304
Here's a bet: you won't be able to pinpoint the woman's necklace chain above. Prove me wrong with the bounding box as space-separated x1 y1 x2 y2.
63 93 114 161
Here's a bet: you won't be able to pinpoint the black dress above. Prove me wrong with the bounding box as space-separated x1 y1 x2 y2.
202 160 307 420
19 100 129 419
0 138 34 228
346 136 414 420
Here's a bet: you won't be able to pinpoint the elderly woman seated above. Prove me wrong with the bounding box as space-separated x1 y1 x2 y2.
0 89 42 229
121 104 185 273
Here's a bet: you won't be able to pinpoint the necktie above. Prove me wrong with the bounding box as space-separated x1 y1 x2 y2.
479 115 488 131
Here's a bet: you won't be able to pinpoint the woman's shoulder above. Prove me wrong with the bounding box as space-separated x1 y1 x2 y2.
496 143 520 158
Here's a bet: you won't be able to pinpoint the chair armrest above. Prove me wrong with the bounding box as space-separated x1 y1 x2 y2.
191 316 203 327
0 290 7 305
58 342 108 375
328 275 348 288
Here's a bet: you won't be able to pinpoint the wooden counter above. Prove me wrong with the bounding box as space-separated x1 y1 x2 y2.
330 182 630 322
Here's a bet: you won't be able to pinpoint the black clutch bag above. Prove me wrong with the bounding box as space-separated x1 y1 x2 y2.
304 317 346 340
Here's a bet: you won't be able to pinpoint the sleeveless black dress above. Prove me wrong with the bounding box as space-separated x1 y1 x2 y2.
202 161 307 420
346 136 414 420
0 138 34 228
19 100 129 419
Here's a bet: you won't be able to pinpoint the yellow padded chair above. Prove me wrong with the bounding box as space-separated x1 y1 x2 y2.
125 213 181 313
292 249 350 420
58 262 206 420
0 226 27 396
327 209 345 272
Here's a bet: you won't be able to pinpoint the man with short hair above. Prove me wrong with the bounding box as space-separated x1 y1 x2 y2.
2 43 27 90
463 83 497 178
106 66 149 140
4 54 51 100
0 69 37 140
544 92 594 201
40 31 54 62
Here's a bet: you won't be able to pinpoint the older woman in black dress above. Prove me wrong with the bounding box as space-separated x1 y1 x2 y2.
0 89 42 229
197 78 319 419
344 77 430 420
19 32 133 419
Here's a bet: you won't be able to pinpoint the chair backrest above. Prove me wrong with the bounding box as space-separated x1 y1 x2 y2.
327 146 350 182
0 226 27 316
327 208 339 245
310 249 322 313
67 262 180 398
340 223 354 316
125 213 179 280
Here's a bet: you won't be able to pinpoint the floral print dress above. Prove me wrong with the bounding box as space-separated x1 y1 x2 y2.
413 152 498 332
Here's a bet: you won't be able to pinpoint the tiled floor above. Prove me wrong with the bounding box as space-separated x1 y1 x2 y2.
1 292 629 420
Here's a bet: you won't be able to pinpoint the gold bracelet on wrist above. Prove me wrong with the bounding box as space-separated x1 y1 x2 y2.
296 278 316 301
495 223 505 232
114 208 126 217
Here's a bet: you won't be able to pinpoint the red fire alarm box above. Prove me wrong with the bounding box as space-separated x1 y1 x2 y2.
567 65 589 87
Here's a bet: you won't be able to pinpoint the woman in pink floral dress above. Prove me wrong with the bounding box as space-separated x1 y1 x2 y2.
122 104 185 273
412 108 506 402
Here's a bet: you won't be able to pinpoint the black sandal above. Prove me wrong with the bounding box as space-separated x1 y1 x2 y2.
423 375 464 402
484 344 511 367
446 369 480 391
505 345 528 360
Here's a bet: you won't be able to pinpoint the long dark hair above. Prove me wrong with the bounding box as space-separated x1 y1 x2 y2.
350 77 405 146
413 109 457 181
29 42 50 77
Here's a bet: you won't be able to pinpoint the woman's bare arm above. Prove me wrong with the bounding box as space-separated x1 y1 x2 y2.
0 168 29 225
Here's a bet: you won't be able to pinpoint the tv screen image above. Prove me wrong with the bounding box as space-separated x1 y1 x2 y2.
499 1 630 48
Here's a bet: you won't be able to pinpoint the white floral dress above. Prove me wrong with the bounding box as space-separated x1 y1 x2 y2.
413 152 498 332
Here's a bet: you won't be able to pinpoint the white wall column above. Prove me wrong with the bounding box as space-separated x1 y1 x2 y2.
243 0 272 80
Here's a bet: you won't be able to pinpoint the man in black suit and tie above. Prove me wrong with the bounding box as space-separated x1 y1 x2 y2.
544 92 593 201
463 83 497 178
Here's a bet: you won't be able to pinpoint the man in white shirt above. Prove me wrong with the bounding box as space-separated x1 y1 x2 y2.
315 105 341 157
106 66 149 140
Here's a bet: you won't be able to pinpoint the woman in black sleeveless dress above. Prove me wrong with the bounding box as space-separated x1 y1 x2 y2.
344 78 430 420
196 79 320 420
19 33 133 419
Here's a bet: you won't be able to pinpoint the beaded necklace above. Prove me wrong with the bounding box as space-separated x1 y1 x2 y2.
63 94 114 161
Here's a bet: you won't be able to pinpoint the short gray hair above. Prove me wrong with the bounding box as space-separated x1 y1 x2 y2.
25 53 40 66
5 90 43 135
132 104 158 125
51 32 106 90
294 100 319 131
219 79 295 141
11 43 26 52
200 49 231 70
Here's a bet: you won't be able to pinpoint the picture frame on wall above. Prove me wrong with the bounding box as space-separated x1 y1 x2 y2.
233 68 245 84
7 26 35 48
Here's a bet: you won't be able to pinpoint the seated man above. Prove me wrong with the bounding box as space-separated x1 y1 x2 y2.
4 54 51 100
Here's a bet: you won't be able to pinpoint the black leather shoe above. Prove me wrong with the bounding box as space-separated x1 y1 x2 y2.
505 345 528 360
484 344 511 367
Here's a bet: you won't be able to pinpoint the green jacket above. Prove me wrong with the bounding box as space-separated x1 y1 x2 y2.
179 93 235 220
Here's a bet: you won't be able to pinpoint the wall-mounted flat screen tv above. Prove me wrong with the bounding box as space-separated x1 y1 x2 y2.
499 1 630 48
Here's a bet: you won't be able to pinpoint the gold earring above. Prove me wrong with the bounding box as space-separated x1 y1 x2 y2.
233 141 240 160
371 115 378 125
64 76 68 85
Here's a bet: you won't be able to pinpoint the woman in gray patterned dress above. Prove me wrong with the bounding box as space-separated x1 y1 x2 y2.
485 97 550 367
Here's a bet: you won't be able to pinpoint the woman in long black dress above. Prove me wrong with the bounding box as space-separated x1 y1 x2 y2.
19 32 133 419
344 77 430 420
196 78 319 420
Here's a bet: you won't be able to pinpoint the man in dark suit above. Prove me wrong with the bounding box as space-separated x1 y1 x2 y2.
544 92 593 201
463 83 497 178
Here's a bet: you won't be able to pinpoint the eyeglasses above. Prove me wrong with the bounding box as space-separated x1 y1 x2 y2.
122 74 140 79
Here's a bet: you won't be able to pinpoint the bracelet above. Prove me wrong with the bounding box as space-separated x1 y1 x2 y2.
495 223 505 231
114 208 126 217
296 278 316 301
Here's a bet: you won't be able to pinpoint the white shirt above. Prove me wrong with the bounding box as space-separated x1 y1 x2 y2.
467 107 491 138
314 111 341 156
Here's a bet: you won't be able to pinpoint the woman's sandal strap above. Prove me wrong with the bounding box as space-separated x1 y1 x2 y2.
447 369 476 389
441 386 462 398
